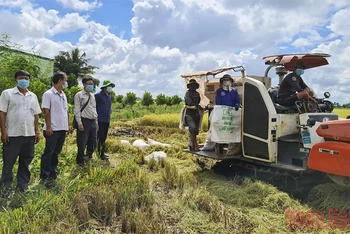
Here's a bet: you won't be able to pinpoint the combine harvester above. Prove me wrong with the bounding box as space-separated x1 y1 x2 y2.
181 53 350 190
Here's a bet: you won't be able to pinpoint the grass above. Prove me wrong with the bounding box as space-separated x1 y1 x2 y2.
0 107 350 233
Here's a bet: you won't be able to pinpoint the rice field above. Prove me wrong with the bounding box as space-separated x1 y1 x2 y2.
0 108 349 233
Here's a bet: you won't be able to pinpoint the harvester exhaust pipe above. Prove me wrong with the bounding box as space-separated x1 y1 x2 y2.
275 66 287 84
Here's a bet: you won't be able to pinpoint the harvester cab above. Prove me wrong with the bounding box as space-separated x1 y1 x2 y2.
181 53 350 187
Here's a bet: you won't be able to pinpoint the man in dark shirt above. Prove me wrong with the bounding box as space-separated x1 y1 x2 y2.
184 79 202 151
277 62 316 106
95 80 115 160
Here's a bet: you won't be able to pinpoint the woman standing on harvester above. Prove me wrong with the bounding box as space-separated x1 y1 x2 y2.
184 79 202 151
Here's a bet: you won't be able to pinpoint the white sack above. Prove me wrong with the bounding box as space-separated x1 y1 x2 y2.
147 138 171 147
209 105 241 144
132 139 150 151
145 151 167 162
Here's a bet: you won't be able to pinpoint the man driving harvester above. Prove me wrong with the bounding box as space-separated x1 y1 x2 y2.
277 62 317 107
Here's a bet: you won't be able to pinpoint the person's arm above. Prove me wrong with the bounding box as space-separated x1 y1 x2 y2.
215 89 222 105
41 92 52 136
0 111 8 145
234 90 240 110
74 93 83 126
43 108 52 136
34 114 40 143
0 92 9 145
287 76 304 92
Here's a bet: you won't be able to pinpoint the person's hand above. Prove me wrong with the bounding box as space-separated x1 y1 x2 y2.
45 126 53 137
235 106 239 111
96 124 99 132
35 132 40 144
1 131 9 145
78 124 84 132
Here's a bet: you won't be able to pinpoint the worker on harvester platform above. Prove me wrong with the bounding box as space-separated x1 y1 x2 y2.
183 79 202 152
277 62 317 107
215 74 240 110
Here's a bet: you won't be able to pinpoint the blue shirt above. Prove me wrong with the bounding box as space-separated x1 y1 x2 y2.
215 88 240 108
95 91 112 123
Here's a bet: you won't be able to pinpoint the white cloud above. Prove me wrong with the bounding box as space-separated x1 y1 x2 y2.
56 0 102 11
1 0 350 104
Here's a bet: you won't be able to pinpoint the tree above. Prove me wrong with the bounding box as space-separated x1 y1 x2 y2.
53 48 99 87
165 96 172 106
115 94 123 103
0 33 52 103
141 92 154 106
171 95 183 105
155 94 167 105
123 92 137 106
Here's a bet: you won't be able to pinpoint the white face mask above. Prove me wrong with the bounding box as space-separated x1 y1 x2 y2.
106 86 113 93
223 80 231 87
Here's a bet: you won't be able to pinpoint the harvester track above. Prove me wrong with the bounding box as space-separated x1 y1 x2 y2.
210 159 333 202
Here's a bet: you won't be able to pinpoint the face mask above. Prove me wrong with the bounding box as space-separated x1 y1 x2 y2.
63 81 68 89
17 79 29 89
295 69 304 76
106 86 113 93
86 84 94 92
223 80 231 87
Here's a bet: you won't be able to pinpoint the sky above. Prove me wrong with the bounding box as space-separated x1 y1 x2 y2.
0 0 350 104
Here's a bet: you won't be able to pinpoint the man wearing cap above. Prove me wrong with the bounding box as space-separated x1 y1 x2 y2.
95 80 115 160
277 63 316 107
215 74 240 110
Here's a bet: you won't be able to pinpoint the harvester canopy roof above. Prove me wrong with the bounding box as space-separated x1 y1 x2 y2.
181 66 242 78
263 53 331 71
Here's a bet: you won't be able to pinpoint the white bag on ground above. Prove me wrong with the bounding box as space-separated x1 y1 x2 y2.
120 140 131 145
209 105 241 144
132 139 150 151
145 151 167 162
147 138 171 147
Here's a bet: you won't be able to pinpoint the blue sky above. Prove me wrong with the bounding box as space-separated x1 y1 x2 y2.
0 0 350 103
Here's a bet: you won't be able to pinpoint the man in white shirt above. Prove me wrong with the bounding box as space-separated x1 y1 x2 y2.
40 71 70 189
74 77 98 165
0 70 41 196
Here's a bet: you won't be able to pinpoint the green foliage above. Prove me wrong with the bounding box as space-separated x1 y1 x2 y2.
141 91 154 106
115 94 124 103
0 34 52 97
155 93 167 105
155 93 183 106
110 91 117 103
53 48 98 88
171 94 183 105
65 85 82 105
110 103 184 121
123 92 137 107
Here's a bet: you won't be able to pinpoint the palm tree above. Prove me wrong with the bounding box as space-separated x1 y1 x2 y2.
54 48 99 87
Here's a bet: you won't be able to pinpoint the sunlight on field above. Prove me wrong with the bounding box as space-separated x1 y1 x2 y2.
333 108 350 119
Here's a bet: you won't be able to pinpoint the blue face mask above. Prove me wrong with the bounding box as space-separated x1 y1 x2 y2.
295 69 304 76
17 79 30 89
86 84 94 92
106 86 113 93
63 81 68 89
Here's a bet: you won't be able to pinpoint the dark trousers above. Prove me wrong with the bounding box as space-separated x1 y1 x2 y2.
76 118 97 164
40 130 66 181
97 121 110 157
0 136 35 190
